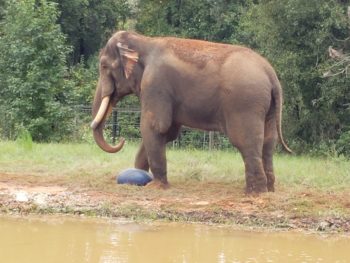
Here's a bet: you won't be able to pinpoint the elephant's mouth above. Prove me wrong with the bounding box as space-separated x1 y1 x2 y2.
91 95 125 153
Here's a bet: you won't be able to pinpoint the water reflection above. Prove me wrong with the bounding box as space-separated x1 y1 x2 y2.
0 216 349 263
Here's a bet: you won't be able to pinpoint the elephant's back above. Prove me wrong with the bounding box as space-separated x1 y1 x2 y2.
162 37 247 69
222 48 276 88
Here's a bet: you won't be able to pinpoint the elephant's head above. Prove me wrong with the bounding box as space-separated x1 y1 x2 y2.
91 31 142 153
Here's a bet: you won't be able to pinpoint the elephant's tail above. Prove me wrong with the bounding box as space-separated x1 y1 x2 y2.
272 78 293 154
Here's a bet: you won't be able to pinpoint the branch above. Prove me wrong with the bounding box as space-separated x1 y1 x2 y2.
323 45 350 78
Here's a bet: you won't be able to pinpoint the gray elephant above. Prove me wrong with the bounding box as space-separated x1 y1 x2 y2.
91 31 291 193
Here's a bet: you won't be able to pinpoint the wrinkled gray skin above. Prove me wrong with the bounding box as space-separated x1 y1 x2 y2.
91 31 291 193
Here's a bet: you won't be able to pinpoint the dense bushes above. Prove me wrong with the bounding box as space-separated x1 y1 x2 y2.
0 0 129 141
0 0 349 156
53 0 130 64
0 0 72 141
239 0 350 155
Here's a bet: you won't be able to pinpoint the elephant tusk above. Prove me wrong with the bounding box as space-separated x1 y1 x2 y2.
91 96 110 130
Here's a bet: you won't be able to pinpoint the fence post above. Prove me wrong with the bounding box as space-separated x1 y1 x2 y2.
209 131 214 151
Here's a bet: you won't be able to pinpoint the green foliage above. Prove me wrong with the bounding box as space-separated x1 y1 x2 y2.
0 0 73 141
117 111 141 140
53 0 131 64
240 0 350 155
135 0 249 42
0 0 6 20
336 129 350 156
68 56 99 106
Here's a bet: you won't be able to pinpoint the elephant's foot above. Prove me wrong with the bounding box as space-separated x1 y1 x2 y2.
245 186 268 195
146 179 170 190
267 183 275 192
266 172 275 192
245 178 268 194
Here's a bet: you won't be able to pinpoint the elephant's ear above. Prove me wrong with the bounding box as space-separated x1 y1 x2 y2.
117 42 139 79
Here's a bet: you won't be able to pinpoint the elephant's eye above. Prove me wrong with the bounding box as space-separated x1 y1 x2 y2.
101 64 108 70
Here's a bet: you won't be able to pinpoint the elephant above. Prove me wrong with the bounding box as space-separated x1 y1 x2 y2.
91 31 292 193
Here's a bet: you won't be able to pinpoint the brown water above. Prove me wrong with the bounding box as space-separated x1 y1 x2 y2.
0 216 349 263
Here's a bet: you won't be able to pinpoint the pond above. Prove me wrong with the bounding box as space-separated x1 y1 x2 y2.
0 216 349 263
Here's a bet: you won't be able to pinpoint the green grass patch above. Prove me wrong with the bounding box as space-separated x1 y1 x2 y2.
0 140 349 191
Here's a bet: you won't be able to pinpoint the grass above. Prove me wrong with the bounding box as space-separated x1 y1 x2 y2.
0 140 349 192
1 140 350 231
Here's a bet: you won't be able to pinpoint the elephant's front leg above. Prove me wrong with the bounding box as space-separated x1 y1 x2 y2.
134 141 149 171
141 123 169 188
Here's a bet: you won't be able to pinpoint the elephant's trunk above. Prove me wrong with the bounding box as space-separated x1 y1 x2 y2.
91 88 125 153
92 121 125 153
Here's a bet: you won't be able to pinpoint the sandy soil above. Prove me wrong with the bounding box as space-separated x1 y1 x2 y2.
1 173 349 234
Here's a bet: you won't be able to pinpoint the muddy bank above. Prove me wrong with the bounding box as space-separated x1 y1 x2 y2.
1 176 349 234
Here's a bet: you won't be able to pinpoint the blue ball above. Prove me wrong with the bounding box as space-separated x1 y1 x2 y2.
117 168 153 186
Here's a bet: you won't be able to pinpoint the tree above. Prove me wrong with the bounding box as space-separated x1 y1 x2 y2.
53 0 131 64
240 0 350 153
0 0 6 20
135 0 248 42
0 0 73 141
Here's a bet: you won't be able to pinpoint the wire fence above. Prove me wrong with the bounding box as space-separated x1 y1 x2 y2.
76 105 233 150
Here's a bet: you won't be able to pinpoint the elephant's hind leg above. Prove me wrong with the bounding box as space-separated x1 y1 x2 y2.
241 150 267 194
166 124 182 143
263 116 278 192
226 115 267 193
135 141 150 171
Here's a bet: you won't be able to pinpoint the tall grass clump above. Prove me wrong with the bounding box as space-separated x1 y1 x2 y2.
16 128 33 151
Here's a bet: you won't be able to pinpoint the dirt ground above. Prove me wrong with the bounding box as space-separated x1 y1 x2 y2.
1 172 350 234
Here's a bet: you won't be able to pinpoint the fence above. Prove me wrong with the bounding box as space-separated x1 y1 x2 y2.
76 105 233 150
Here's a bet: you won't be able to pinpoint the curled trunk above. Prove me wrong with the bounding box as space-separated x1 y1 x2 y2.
92 121 125 153
91 88 125 153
